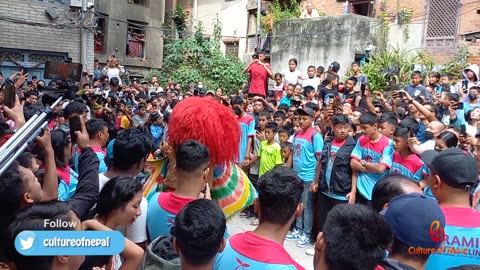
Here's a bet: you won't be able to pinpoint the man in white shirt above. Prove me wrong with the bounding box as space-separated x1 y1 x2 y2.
300 1 320 18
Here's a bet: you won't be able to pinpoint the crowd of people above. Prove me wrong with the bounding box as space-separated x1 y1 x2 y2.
0 51 480 270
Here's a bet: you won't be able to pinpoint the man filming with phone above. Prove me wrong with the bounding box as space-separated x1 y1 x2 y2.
438 92 466 129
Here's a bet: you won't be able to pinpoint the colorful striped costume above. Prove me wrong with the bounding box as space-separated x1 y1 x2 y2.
143 97 257 220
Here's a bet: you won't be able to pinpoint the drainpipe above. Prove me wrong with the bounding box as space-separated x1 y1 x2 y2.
81 0 87 69
256 0 261 50
192 0 198 31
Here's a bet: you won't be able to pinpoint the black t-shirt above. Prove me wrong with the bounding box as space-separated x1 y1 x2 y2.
343 92 358 106
319 85 339 106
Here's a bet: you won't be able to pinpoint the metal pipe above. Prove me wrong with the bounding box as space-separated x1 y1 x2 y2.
81 0 88 68
256 0 261 50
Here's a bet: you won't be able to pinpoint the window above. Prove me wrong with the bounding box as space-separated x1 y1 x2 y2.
127 0 147 6
35 0 67 5
224 41 239 57
94 15 107 54
126 20 147 58
247 11 258 36
246 10 258 53
350 0 373 17
426 0 461 48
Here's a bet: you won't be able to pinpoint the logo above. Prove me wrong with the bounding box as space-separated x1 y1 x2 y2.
20 237 34 250
294 143 301 157
329 151 337 163
15 230 125 256
429 220 445 242
15 231 36 253
235 258 250 270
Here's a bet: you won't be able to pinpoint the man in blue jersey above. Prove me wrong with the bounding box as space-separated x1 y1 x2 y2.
214 166 305 270
174 199 226 270
232 97 255 166
422 148 480 269
391 126 427 186
147 140 210 241
351 112 394 204
287 107 324 248
379 193 446 270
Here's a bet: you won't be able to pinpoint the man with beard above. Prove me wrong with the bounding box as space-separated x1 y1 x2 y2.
232 97 255 167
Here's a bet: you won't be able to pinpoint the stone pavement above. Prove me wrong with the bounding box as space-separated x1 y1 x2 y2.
227 214 314 270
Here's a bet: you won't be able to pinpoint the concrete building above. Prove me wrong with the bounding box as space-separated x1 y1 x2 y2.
305 0 480 60
94 0 165 77
175 0 251 61
0 0 94 81
270 14 385 77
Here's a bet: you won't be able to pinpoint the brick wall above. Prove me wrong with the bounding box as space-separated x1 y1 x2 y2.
0 0 94 71
305 0 425 20
458 0 480 35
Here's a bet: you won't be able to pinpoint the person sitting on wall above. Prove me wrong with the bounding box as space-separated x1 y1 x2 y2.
299 1 320 19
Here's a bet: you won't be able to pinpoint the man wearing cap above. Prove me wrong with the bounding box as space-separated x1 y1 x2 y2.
421 148 480 269
328 61 341 76
205 90 216 97
287 107 323 248
379 193 446 270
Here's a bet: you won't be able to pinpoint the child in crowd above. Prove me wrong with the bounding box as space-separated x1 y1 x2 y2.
350 112 394 204
279 84 295 107
302 66 321 89
343 76 361 108
287 107 323 248
403 71 430 99
391 126 427 186
351 61 368 85
273 73 286 102
278 127 290 145
248 122 283 176
316 66 325 78
281 142 293 166
303 86 317 105
273 110 287 129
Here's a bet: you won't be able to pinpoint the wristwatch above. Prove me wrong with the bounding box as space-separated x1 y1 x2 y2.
360 160 367 166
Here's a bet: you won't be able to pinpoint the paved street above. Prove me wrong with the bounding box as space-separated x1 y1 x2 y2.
227 214 314 270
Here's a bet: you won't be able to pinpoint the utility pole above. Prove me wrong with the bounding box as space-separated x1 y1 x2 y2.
256 0 261 51
192 0 198 32
80 0 88 70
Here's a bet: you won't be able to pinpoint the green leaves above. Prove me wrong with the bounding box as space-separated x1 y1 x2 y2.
147 17 247 94
361 46 470 92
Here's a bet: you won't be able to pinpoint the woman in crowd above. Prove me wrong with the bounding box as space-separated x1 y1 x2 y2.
80 176 144 270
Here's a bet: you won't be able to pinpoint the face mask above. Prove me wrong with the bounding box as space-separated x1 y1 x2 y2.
198 85 203 89
234 107 242 116
468 93 477 101
424 131 435 140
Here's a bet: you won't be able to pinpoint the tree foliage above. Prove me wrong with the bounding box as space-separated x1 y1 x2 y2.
360 47 470 91
261 0 303 33
146 16 247 94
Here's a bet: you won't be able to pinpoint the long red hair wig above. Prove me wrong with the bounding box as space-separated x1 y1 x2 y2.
167 97 240 166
